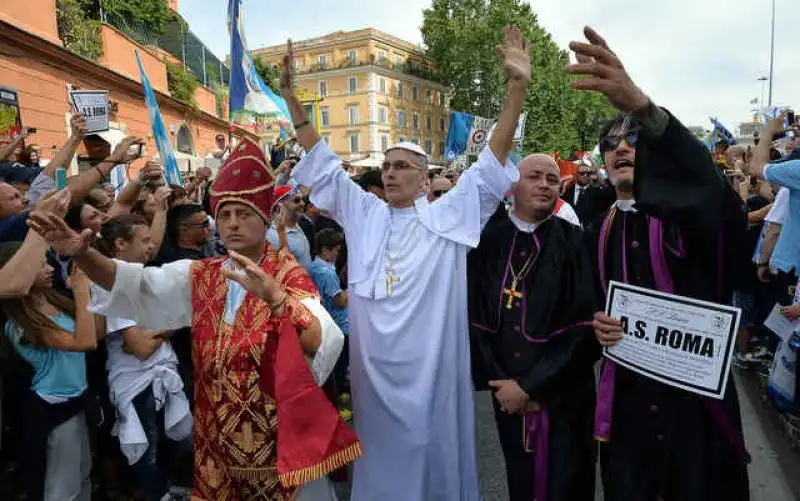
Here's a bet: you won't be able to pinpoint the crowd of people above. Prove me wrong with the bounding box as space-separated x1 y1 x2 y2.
0 24 797 501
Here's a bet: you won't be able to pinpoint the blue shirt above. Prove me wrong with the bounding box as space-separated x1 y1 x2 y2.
309 258 348 335
764 160 800 272
266 225 312 271
4 313 87 400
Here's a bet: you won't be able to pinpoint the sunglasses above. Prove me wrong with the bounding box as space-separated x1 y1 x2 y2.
600 130 640 153
578 171 591 176
183 220 210 230
433 190 448 198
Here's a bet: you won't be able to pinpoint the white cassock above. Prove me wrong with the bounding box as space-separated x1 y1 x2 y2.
293 140 518 500
88 258 344 501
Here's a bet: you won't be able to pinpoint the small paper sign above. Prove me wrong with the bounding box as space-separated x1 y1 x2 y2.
70 90 109 133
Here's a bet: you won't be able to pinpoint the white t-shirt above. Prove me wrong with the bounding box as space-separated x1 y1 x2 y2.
752 187 789 268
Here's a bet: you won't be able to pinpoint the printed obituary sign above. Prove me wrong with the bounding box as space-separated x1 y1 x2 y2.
603 281 740 399
69 90 109 133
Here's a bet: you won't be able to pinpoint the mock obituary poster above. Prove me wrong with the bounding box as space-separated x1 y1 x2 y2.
603 281 740 399
70 90 110 133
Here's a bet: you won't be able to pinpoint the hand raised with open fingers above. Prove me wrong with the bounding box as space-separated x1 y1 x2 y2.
33 189 72 219
220 250 283 304
280 39 295 98
593 311 624 347
27 211 94 257
497 26 532 86
565 26 649 114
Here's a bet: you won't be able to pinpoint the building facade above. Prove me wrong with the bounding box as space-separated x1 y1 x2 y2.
253 29 450 163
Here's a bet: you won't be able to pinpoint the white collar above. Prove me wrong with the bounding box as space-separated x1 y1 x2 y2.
614 199 638 213
509 210 550 233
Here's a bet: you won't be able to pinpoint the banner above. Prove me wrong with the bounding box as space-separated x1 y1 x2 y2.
135 50 182 186
709 117 737 146
228 0 292 134
445 111 495 159
69 90 109 133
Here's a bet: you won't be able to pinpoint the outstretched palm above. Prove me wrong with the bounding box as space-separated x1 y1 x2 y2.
498 26 532 86
28 211 93 257
280 39 295 99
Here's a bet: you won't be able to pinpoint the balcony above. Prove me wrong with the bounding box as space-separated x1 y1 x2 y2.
296 54 443 84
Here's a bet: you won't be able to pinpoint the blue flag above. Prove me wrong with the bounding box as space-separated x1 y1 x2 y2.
444 111 495 159
228 0 291 133
709 117 737 146
135 50 182 186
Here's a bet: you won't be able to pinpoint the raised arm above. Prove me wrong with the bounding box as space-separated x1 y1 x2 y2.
27 211 192 330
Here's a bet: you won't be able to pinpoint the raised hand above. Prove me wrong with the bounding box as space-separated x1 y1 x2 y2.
497 27 532 86
70 113 88 137
137 161 164 183
220 250 284 304
28 211 94 257
109 136 145 164
153 186 172 206
565 27 650 114
33 189 72 219
280 39 295 99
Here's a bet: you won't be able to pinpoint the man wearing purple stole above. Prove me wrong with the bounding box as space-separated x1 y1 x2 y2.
568 28 751 501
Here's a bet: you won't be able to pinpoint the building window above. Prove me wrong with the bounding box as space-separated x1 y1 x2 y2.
439 117 446 131
439 140 446 156
398 137 406 143
379 78 387 93
395 55 403 66
378 106 388 124
412 85 419 101
348 105 359 125
412 112 419 130
381 134 389 151
411 138 419 145
397 110 406 128
425 140 432 155
349 133 360 153
426 89 432 104
322 134 331 145
320 107 330 127
397 81 404 98
318 80 328 97
349 76 357 94
347 49 357 63
377 49 387 61
425 115 432 131
317 54 328 67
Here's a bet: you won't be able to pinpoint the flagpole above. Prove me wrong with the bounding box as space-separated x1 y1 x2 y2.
768 0 775 106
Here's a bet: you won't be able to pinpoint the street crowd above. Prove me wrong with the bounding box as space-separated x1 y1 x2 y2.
0 24 797 501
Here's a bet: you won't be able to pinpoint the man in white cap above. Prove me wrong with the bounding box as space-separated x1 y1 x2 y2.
279 27 531 500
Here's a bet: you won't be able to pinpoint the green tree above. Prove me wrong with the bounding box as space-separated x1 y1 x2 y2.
421 0 615 156
102 0 174 36
254 58 281 93
56 0 103 60
166 62 198 108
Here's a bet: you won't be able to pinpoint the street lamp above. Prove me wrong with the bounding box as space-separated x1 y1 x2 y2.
768 0 776 106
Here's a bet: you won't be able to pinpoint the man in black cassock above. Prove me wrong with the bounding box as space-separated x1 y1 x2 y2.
565 27 750 501
468 153 600 501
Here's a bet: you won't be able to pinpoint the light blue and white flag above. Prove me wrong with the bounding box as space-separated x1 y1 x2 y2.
709 117 737 146
109 164 128 198
228 0 291 133
444 111 495 160
763 105 788 122
135 50 182 186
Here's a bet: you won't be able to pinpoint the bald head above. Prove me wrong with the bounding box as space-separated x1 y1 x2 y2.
511 153 561 222
428 176 452 202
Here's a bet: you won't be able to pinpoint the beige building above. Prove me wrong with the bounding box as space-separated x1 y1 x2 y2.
252 28 451 164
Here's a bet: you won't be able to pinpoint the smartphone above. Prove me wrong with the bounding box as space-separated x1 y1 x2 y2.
127 143 145 159
55 168 68 190
26 127 37 134
788 111 796 126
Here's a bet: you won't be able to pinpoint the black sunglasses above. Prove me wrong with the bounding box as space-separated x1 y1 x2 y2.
433 190 448 198
600 130 640 153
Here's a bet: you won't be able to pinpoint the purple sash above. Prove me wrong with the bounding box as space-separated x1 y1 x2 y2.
524 407 550 501
593 211 751 463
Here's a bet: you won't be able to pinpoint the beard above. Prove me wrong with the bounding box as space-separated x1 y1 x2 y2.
614 178 634 193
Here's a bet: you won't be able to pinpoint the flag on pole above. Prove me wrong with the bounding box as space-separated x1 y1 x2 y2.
135 50 182 186
709 117 737 145
110 164 128 198
228 0 292 134
750 97 759 105
444 111 496 160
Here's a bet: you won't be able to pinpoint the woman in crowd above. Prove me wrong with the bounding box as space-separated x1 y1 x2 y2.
92 215 193 501
0 241 100 501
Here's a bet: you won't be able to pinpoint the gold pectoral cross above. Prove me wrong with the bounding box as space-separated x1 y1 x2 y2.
386 265 400 295
504 279 523 309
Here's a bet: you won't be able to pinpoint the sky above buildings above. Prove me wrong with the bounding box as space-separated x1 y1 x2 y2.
180 0 799 133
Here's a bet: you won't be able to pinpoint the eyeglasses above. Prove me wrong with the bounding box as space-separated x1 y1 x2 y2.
578 171 591 176
600 130 640 153
433 190 448 198
382 160 421 172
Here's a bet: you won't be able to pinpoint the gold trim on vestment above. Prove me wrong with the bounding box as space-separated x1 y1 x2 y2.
278 441 363 487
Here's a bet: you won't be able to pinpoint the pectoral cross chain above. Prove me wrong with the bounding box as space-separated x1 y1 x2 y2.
504 279 523 309
386 264 401 295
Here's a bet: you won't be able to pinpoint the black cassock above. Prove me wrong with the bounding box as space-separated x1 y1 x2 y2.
588 110 750 501
468 216 600 501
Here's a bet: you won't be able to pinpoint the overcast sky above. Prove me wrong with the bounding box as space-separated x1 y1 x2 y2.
180 0 799 133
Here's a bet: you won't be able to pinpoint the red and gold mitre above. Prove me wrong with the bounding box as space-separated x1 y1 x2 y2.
209 139 275 221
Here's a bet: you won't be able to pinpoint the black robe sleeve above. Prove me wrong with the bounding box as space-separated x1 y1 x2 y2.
634 109 745 232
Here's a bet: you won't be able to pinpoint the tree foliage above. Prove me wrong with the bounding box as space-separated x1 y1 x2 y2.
56 0 103 60
254 58 281 93
167 62 198 108
102 0 174 36
421 0 616 156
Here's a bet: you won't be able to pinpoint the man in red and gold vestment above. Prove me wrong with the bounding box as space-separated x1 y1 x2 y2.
29 140 361 501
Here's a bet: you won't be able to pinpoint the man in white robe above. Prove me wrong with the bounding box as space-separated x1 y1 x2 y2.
278 27 533 499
